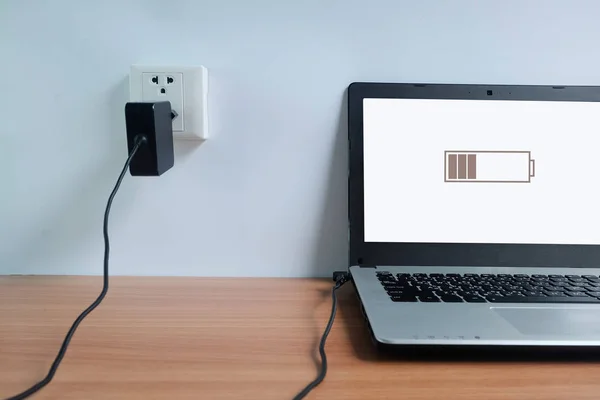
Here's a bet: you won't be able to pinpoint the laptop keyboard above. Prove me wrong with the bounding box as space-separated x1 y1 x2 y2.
376 271 600 303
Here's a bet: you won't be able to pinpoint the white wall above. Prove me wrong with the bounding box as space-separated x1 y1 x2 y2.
1 0 599 277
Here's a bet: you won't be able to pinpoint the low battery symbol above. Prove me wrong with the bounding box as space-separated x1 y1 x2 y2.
444 150 535 183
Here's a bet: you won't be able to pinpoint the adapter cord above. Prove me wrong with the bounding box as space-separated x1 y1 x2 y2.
4 135 147 400
293 272 350 400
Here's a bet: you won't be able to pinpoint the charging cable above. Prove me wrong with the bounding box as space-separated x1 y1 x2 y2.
293 271 350 400
5 135 348 400
4 135 147 400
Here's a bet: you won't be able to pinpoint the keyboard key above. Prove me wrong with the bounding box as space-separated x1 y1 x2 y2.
417 290 435 297
522 291 544 297
463 295 486 303
391 295 418 302
386 290 404 295
583 275 600 281
567 291 588 297
505 291 525 297
549 276 567 282
586 291 600 297
586 283 600 290
567 276 584 282
384 287 405 293
542 285 561 292
530 280 548 286
544 291 565 297
486 295 524 302
441 295 464 302
419 296 441 302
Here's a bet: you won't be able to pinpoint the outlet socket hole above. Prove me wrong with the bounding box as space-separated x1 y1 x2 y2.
151 75 159 84
160 88 166 94
166 76 174 85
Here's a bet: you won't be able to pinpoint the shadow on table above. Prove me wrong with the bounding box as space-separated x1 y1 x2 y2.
336 283 600 364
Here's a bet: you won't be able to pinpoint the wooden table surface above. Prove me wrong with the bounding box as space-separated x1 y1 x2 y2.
1 277 600 400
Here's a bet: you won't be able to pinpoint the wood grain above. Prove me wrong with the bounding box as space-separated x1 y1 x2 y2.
1 277 600 399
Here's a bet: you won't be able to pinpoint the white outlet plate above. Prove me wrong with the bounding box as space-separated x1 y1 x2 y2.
129 65 208 140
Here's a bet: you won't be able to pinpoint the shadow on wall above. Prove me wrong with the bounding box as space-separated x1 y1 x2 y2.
11 77 136 274
310 89 349 278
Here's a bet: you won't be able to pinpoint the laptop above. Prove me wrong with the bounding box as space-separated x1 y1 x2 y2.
347 82 600 348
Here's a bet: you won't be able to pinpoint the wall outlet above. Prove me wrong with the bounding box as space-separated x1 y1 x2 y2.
129 65 208 140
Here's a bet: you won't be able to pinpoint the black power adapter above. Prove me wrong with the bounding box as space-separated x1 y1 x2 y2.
124 101 175 176
3 101 178 400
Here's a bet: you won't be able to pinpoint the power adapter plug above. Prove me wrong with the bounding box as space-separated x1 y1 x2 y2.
124 101 174 176
6 101 177 400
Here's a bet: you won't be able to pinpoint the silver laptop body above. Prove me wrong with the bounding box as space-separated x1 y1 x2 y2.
347 82 600 347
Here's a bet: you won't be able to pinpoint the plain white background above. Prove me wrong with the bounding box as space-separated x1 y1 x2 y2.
364 99 600 245
1 0 600 276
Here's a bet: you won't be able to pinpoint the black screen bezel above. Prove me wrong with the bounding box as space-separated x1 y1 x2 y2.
348 82 600 267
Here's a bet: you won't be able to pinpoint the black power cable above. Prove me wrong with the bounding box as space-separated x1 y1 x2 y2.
4 134 147 400
293 273 350 400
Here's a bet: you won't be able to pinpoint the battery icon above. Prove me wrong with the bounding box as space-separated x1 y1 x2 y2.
444 150 535 183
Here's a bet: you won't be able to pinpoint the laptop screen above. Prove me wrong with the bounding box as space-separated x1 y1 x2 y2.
363 97 600 246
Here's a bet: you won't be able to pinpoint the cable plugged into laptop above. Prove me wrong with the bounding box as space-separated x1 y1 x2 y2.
332 271 351 285
293 271 351 400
